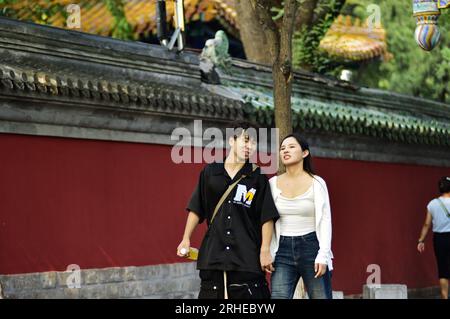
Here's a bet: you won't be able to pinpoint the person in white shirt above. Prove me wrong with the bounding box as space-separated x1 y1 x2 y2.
417 176 450 299
269 133 333 299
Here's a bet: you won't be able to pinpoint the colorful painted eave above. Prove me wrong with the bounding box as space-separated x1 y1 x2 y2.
6 0 390 62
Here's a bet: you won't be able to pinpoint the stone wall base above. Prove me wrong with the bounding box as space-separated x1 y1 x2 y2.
0 262 200 299
0 265 443 299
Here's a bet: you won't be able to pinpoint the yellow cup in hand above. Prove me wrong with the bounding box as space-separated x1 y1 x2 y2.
180 247 198 260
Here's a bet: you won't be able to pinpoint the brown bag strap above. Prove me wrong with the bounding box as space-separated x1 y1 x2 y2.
210 164 258 225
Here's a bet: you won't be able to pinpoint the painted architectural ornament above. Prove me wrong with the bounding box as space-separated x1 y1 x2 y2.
438 0 450 9
413 0 448 51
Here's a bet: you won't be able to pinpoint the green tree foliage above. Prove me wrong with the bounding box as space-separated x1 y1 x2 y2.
103 0 134 40
292 0 346 76
348 0 450 103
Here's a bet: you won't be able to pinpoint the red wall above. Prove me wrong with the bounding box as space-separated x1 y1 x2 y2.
0 133 447 294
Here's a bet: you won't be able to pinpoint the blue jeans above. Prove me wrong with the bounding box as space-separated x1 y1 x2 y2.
271 232 332 299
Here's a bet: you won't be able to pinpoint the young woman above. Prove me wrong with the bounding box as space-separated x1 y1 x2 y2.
417 176 450 299
269 133 333 299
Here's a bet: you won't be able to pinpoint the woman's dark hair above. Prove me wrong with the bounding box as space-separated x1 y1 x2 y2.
280 133 315 176
438 176 450 194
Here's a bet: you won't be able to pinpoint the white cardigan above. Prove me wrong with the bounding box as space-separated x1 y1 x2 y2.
269 175 334 270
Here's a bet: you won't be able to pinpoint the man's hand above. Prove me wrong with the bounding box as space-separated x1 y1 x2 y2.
314 263 327 278
177 212 200 257
177 239 190 257
260 248 275 273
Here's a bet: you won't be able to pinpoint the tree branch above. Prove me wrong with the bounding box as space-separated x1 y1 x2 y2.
283 0 301 42
312 0 346 25
249 0 281 62
279 0 299 78
296 0 318 30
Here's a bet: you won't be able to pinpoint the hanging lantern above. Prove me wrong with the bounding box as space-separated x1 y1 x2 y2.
413 0 441 51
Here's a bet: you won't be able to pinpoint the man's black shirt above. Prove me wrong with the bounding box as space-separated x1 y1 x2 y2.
187 161 279 274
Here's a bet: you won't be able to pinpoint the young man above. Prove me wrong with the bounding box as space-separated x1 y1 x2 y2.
177 121 279 299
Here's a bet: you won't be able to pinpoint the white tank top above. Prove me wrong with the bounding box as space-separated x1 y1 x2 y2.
275 184 316 236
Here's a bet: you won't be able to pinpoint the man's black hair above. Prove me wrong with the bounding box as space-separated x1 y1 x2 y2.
230 120 260 140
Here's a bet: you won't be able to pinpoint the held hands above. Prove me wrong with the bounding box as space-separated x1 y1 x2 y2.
177 238 190 257
260 248 275 273
314 263 327 278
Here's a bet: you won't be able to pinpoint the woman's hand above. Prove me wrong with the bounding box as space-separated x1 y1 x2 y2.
417 212 431 254
314 263 327 278
260 248 275 273
417 242 425 253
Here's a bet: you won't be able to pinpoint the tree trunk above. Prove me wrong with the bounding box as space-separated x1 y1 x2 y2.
273 58 293 144
242 1 345 174
273 0 296 144
235 0 271 64
248 0 297 148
